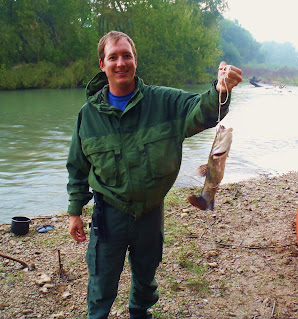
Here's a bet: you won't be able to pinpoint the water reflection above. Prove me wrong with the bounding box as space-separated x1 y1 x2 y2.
177 84 298 187
0 84 297 223
0 89 84 222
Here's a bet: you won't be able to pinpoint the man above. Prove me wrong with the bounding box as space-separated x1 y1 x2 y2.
67 31 242 319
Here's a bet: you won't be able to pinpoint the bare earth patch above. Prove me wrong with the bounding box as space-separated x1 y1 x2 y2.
0 172 297 319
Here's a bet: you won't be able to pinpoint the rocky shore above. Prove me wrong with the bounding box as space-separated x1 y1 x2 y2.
0 172 297 319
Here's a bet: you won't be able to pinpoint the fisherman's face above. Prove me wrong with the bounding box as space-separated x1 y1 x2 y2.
99 37 137 96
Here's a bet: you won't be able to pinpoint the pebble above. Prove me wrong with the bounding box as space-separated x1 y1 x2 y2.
237 267 244 274
62 291 71 299
282 258 291 265
116 309 124 316
21 309 33 315
207 262 218 268
174 278 183 283
44 283 55 289
39 287 48 294
249 266 258 273
50 311 65 318
263 297 271 307
36 274 51 286
29 262 36 270
206 250 218 258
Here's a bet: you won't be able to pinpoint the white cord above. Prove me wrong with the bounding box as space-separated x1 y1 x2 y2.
218 65 231 123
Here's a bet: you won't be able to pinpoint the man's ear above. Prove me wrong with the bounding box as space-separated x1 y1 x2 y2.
99 59 105 72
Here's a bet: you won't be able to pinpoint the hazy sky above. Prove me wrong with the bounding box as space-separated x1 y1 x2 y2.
224 0 298 50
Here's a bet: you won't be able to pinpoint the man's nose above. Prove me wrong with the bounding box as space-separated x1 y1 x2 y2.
117 57 125 66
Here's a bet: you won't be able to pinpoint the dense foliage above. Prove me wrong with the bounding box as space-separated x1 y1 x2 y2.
219 19 265 65
219 19 298 69
261 41 298 67
0 0 297 89
0 0 227 89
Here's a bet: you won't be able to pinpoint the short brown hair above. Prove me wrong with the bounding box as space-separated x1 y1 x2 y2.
97 31 137 62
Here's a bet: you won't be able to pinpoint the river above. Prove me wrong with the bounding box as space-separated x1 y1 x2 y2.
1 83 297 223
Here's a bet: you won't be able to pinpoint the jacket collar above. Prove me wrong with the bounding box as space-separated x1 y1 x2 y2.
86 72 144 111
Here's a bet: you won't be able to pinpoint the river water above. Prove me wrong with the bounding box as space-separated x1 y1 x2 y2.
1 83 297 223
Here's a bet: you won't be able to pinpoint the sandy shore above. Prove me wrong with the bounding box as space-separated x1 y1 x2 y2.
0 172 297 318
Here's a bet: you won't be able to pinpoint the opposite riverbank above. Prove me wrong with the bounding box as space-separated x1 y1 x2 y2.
1 62 298 90
0 172 297 319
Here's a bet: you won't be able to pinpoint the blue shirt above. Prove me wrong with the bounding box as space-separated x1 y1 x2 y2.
108 90 134 112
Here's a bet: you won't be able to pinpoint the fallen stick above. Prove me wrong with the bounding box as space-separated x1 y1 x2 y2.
255 252 277 273
0 252 31 269
215 241 295 250
58 250 68 280
270 300 276 318
58 249 64 277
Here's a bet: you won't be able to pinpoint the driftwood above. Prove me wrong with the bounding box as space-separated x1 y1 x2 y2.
0 252 33 270
249 76 262 87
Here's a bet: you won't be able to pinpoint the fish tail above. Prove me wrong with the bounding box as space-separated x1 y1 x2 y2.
207 200 214 211
187 195 207 210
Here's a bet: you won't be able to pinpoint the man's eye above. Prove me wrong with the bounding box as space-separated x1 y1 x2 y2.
109 56 116 60
124 54 132 59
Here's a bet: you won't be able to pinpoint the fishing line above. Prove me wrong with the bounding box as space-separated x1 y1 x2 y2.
217 65 231 124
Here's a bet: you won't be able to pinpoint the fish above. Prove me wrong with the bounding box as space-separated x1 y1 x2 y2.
187 125 233 210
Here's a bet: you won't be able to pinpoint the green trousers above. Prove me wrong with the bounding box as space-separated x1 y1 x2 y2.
86 201 164 319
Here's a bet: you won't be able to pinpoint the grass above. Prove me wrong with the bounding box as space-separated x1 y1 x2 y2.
152 306 175 318
185 277 209 293
219 277 229 296
74 312 88 319
34 231 66 248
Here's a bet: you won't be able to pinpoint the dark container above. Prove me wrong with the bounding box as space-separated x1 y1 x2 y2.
11 216 31 235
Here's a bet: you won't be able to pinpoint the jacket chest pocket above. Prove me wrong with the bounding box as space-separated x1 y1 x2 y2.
83 141 120 187
140 135 181 179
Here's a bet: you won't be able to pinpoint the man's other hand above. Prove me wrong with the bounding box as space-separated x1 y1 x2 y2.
68 215 86 242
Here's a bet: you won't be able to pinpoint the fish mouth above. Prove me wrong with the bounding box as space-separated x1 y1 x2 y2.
212 147 230 159
212 127 233 158
213 150 228 157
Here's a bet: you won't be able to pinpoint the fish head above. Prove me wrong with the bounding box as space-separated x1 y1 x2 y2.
211 125 233 160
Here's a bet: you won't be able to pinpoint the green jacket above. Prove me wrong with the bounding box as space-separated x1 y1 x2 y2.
67 72 230 219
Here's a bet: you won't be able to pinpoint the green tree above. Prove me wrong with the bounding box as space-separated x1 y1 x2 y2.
219 19 264 65
187 0 228 26
0 0 227 88
0 0 96 68
126 0 222 86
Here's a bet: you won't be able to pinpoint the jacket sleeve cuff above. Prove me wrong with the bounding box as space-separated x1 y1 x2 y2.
67 201 84 216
